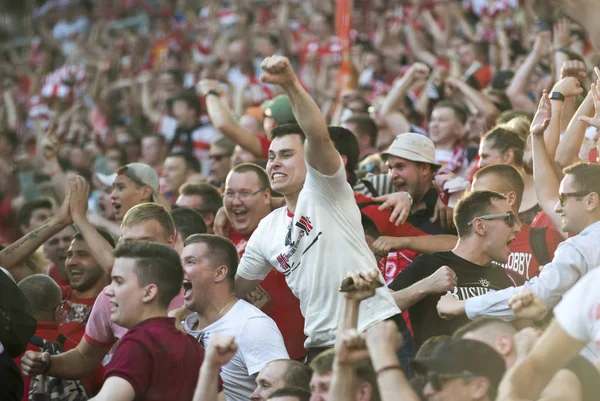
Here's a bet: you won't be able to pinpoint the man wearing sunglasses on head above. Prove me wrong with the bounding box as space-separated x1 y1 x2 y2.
412 338 506 401
389 190 519 348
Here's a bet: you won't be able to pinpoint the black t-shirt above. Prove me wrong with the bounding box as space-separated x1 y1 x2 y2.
407 188 457 235
389 251 515 348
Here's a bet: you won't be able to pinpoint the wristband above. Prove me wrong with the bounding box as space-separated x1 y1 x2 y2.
549 91 565 102
375 365 403 376
403 191 414 206
203 90 220 98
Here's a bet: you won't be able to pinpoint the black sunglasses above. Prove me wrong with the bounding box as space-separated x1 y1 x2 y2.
426 371 477 392
559 191 591 207
468 212 516 228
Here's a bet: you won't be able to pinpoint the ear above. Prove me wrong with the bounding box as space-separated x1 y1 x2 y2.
204 213 215 228
586 192 599 211
505 191 518 208
341 154 348 168
495 334 514 357
142 283 160 304
214 264 229 284
166 234 176 248
141 185 153 202
355 382 372 401
470 377 490 399
502 149 515 164
472 218 486 236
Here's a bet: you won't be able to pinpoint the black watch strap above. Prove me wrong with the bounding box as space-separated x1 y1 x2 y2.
549 91 565 101
204 90 220 97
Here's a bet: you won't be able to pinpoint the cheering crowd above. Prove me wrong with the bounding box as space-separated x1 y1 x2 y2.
2 0 600 400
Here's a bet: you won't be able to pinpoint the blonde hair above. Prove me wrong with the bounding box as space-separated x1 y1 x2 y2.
498 117 530 142
121 203 175 238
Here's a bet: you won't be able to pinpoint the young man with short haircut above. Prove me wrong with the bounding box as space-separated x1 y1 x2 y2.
176 182 223 233
162 151 201 203
91 241 205 401
17 198 53 235
109 163 160 221
390 190 518 347
250 359 313 401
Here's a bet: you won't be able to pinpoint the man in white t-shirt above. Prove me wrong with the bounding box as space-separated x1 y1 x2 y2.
234 56 400 360
181 234 289 401
496 269 600 401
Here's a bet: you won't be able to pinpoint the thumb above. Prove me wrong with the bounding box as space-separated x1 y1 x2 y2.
579 116 594 125
41 352 51 364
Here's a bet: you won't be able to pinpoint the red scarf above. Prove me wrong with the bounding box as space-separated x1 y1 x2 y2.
444 140 467 174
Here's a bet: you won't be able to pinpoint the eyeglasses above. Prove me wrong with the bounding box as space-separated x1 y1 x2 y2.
468 212 516 227
426 371 477 392
559 191 591 207
223 188 265 201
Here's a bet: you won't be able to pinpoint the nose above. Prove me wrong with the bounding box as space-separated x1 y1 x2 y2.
110 188 118 200
554 199 563 214
423 381 436 397
249 389 260 401
513 221 522 234
104 283 115 298
477 158 485 169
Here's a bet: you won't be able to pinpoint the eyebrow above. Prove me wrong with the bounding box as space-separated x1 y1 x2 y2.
268 148 295 155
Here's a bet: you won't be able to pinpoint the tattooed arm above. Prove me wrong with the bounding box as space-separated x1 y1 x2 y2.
0 180 73 270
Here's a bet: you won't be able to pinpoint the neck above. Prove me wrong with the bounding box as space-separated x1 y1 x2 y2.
74 277 109 300
129 306 168 328
196 289 238 329
452 238 492 266
284 191 301 215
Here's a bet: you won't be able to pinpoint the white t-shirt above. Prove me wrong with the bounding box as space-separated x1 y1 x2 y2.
554 268 600 361
237 158 400 348
183 300 288 401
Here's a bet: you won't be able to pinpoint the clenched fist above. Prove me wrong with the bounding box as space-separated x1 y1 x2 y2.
260 56 298 88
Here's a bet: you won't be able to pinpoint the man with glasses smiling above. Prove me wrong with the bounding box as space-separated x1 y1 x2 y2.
412 338 506 401
389 190 518 348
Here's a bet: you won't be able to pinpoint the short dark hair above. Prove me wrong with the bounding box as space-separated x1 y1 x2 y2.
18 274 62 316
229 163 271 190
72 228 116 248
112 241 183 308
269 123 306 142
329 126 360 174
0 130 18 149
167 151 201 173
183 234 239 287
563 162 600 196
171 207 207 239
343 114 378 147
178 183 223 215
171 90 201 114
434 101 468 125
474 164 525 208
17 198 53 229
361 213 380 240
454 190 508 237
268 387 311 401
308 349 380 401
482 127 525 166
416 335 452 359
268 359 312 391
453 317 516 339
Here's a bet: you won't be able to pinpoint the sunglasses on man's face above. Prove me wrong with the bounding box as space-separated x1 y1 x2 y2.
426 371 477 392
558 191 591 207
467 212 516 228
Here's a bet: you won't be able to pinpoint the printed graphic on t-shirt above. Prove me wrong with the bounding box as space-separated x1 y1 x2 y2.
56 301 93 326
447 277 506 300
276 215 322 275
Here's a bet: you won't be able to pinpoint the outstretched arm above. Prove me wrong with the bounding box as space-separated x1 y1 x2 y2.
260 56 339 176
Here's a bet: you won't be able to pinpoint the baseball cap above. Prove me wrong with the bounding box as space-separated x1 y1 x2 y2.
114 163 160 202
261 95 297 125
412 339 506 391
381 133 441 168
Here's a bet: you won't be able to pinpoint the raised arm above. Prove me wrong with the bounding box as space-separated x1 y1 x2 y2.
198 79 264 157
445 77 500 126
140 71 162 125
0 180 72 270
70 176 116 274
192 334 236 401
260 56 339 175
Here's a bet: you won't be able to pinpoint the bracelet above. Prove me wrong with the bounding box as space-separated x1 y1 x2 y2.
375 365 403 376
403 191 414 206
203 90 220 98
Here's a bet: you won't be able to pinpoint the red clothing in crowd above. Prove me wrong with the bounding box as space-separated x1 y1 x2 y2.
229 229 307 360
104 317 205 401
47 265 70 287
57 286 98 342
14 322 78 401
500 224 564 285
354 192 426 238
0 196 18 245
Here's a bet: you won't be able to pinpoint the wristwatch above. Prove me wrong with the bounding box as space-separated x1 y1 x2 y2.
549 91 565 102
203 90 220 98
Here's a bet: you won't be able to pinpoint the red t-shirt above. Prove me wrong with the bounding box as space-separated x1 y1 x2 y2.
14 322 78 401
47 265 70 287
104 317 205 401
229 229 307 360
498 224 564 285
354 192 426 238
57 286 98 342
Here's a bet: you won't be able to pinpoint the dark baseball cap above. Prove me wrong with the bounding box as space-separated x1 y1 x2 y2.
412 339 506 391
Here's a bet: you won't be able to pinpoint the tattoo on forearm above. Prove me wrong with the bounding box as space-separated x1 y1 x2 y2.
2 222 51 256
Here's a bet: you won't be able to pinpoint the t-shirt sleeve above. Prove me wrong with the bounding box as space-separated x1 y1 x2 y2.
237 223 273 281
304 155 354 200
104 337 152 396
554 269 600 343
84 292 117 347
388 256 434 292
238 315 289 375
